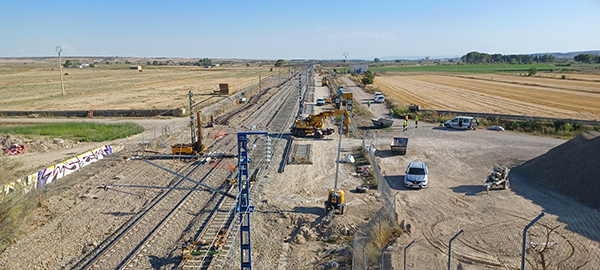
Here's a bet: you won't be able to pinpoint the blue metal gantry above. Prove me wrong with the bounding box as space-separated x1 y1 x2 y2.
236 131 267 270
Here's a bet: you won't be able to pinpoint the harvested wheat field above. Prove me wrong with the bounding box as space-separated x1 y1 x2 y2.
375 73 600 120
0 61 275 111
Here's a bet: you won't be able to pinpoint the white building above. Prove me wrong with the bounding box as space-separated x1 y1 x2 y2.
349 64 368 74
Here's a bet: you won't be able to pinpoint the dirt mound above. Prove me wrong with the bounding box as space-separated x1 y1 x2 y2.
512 131 600 209
1 134 83 155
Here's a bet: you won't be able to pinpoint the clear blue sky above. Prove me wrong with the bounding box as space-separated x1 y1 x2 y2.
1 0 599 60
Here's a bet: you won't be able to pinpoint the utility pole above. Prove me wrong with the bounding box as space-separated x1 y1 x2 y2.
343 52 349 74
56 46 65 95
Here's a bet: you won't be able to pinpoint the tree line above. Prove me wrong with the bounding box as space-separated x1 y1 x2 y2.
462 51 600 64
573 54 600 63
461 51 556 64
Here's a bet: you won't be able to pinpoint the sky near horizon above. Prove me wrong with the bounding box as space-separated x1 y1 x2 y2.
1 0 599 60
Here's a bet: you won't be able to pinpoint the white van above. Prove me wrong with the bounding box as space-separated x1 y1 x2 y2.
444 116 479 130
374 92 385 103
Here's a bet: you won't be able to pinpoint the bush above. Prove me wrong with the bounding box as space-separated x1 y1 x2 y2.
361 71 375 85
527 67 538 76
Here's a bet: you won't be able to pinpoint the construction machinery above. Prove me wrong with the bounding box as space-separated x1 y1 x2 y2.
321 76 329 86
325 189 345 215
324 108 347 220
172 110 206 155
290 109 352 138
483 165 510 193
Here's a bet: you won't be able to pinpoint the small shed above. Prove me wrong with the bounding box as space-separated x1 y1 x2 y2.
129 65 142 70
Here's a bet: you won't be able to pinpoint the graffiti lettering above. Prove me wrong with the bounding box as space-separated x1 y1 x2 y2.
1 145 113 201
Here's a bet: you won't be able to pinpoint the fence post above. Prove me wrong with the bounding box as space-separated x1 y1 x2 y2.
404 240 415 270
363 240 369 270
521 212 545 270
448 229 464 270
380 245 392 269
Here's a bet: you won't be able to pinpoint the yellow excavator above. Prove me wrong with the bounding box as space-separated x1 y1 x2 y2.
172 110 206 155
290 109 351 138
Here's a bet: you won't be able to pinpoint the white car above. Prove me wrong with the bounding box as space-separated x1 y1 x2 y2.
404 161 429 189
374 94 385 103
316 97 326 106
444 116 478 130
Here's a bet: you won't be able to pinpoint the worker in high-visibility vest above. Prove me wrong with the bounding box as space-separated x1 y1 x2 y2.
440 115 444 127
403 119 408 131
415 115 419 128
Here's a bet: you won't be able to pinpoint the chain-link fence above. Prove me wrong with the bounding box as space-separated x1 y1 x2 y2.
353 131 399 269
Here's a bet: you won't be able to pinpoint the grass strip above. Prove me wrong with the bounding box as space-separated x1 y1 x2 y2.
0 122 144 142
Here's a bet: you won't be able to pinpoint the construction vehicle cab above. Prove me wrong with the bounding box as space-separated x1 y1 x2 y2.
290 109 352 138
325 189 345 215
321 76 329 86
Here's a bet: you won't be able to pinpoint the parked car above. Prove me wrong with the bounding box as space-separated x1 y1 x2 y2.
404 161 428 189
316 97 326 106
374 94 385 103
444 116 478 130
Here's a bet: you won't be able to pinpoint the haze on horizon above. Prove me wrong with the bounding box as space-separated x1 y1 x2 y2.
1 0 599 60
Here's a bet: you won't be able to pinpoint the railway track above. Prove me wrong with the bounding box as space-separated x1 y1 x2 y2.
176 68 307 270
69 147 237 269
67 67 308 270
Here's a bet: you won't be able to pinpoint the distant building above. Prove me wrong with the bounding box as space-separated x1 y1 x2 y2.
349 64 368 74
129 65 142 70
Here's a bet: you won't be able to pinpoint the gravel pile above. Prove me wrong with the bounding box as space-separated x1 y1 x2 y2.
513 131 600 209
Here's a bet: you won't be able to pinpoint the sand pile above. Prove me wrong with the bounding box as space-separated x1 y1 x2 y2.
513 131 600 209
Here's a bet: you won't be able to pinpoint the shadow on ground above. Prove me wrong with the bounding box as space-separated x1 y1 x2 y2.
450 185 484 196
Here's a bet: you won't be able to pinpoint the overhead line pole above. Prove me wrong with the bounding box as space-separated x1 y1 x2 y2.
56 46 65 95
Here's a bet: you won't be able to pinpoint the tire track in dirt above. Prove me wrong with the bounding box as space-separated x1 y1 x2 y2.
417 75 600 115
377 76 557 117
454 73 600 94
375 75 600 120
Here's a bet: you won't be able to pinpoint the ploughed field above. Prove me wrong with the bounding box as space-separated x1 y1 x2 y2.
374 73 600 120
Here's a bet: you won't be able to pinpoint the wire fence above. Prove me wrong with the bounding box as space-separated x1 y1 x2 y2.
354 131 600 270
353 131 399 269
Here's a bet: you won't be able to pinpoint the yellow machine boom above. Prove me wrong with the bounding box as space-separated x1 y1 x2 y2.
290 109 351 138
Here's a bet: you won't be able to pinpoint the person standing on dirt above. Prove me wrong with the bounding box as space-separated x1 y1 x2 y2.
367 100 371 108
390 109 394 118
440 115 444 126
415 115 419 128
403 119 408 131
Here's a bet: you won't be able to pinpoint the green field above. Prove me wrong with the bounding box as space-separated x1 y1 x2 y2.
0 122 144 142
362 63 600 73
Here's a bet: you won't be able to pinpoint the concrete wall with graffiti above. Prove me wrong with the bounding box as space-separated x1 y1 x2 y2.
1 145 114 200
